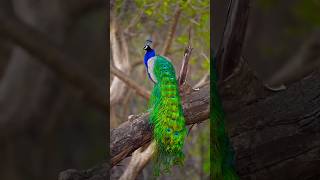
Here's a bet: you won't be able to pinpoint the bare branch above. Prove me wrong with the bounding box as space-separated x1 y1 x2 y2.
111 65 150 100
178 27 193 86
193 72 209 89
119 142 155 180
178 45 193 86
161 6 182 56
111 84 209 167
110 20 132 104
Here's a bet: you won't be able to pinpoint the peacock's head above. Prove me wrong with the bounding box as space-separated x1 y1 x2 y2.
143 39 153 51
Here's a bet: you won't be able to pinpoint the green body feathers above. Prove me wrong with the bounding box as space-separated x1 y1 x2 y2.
211 62 239 179
149 56 187 175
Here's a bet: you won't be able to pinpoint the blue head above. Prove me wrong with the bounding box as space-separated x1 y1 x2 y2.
143 40 156 67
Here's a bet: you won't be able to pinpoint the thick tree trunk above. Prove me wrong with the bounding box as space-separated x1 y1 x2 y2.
230 72 320 180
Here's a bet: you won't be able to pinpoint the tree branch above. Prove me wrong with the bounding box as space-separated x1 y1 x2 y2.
110 20 132 105
193 72 209 89
111 84 209 167
119 141 155 180
0 12 106 112
178 44 193 86
161 6 182 56
110 65 150 100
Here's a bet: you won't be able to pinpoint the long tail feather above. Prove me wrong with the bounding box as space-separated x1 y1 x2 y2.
149 56 187 176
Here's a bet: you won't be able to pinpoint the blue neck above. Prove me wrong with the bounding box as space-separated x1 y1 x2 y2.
144 49 156 67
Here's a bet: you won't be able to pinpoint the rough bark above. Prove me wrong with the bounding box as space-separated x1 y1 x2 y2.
230 71 320 180
58 163 109 180
60 69 320 180
111 84 210 167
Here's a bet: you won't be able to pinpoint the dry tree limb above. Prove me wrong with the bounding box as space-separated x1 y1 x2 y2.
178 45 193 86
161 5 182 56
119 142 156 180
111 84 209 167
111 65 150 100
194 72 210 89
178 27 193 86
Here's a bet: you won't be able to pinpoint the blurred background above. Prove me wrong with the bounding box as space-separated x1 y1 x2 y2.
214 0 320 86
110 0 210 179
0 0 106 180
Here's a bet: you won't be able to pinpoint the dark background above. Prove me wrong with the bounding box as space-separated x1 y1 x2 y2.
213 0 320 180
214 0 320 83
0 0 106 180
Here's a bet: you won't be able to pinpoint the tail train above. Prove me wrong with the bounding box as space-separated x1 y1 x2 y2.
148 56 187 175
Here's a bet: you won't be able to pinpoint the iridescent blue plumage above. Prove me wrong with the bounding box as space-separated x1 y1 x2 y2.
144 42 156 82
144 49 156 67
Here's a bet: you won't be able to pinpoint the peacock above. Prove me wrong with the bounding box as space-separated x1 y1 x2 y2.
211 52 239 179
143 40 187 176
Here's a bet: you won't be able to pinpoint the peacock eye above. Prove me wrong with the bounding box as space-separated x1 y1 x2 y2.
174 132 179 136
166 128 171 133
